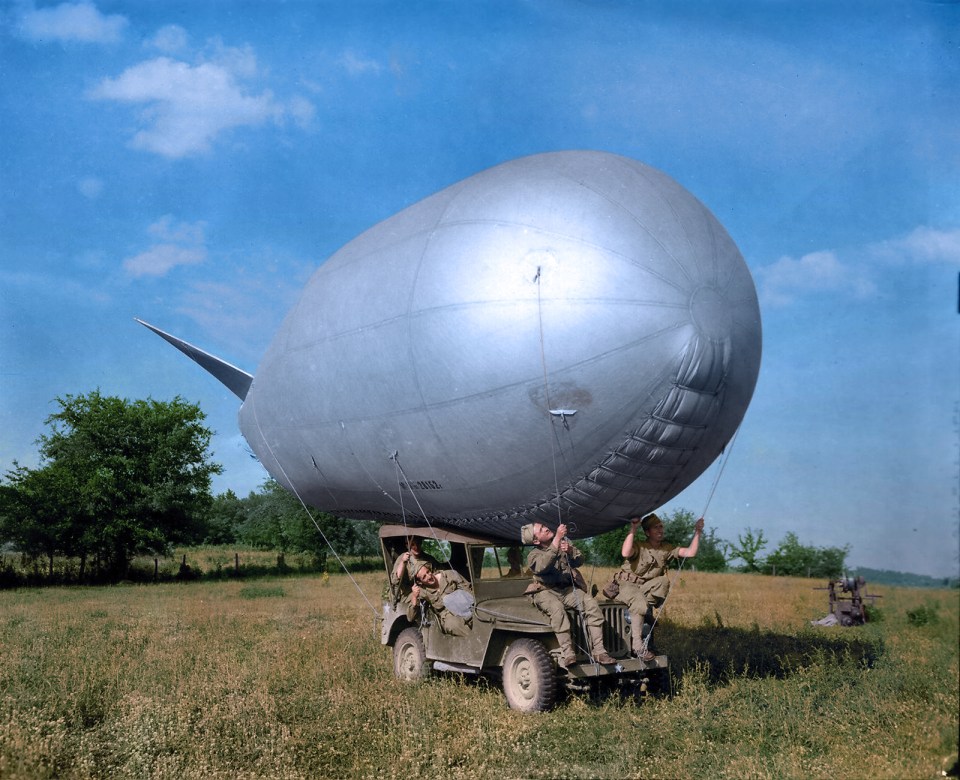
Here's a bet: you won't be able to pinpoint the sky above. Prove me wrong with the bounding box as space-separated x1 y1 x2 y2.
1 0 958 579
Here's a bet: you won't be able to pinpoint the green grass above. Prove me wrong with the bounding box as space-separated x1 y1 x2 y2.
0 570 956 779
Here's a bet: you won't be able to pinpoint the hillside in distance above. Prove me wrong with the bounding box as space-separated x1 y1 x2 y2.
849 566 958 589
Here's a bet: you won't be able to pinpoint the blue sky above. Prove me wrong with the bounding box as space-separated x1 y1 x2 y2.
1 1 958 578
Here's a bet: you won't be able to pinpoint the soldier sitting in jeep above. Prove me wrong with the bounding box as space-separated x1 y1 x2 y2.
380 524 669 712
408 562 474 637
521 521 616 667
392 535 442 597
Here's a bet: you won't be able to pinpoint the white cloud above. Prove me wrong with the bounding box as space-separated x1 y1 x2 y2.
757 225 960 307
18 2 127 44
877 226 960 267
124 245 205 277
147 24 188 54
88 53 290 158
757 250 877 308
206 39 258 78
124 217 207 277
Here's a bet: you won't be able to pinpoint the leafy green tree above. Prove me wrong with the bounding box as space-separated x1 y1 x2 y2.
347 519 380 563
659 508 727 572
588 523 631 566
765 532 849 578
811 544 849 579
205 490 243 545
1 391 221 579
727 526 768 572
236 480 369 568
237 480 308 553
0 461 86 577
689 527 728 572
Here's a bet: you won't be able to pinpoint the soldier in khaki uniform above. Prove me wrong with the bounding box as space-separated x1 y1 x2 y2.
407 563 474 637
617 512 704 659
521 521 616 667
392 535 442 596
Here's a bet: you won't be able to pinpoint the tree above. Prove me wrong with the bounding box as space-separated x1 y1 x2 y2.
727 526 768 572
236 479 368 568
205 490 243 545
1 391 221 579
765 532 849 578
588 523 631 566
0 461 85 578
237 480 309 554
659 508 727 572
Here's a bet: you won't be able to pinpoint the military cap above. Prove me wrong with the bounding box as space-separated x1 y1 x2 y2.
406 556 433 580
641 513 662 532
520 523 536 545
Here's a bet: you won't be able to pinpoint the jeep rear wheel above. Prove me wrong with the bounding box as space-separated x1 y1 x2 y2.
394 627 430 681
502 638 557 712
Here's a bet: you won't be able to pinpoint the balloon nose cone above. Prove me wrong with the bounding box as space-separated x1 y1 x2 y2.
690 286 733 340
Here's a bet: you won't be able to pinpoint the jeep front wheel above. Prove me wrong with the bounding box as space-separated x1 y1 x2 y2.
502 638 557 712
394 627 430 681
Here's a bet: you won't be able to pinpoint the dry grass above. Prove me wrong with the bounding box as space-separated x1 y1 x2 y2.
1 568 956 779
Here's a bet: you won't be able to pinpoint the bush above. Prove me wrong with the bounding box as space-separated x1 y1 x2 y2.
906 603 940 626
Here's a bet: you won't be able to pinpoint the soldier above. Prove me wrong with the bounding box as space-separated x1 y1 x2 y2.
618 512 704 659
521 521 616 667
408 563 474 637
392 535 442 596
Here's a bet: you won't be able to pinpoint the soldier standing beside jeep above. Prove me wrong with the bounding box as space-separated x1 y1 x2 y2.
521 522 616 667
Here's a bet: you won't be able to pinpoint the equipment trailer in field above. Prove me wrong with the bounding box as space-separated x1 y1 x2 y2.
378 524 668 711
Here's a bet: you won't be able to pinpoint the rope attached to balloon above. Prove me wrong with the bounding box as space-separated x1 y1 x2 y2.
639 426 741 656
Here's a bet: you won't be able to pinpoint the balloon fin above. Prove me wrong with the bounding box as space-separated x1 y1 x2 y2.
135 318 253 401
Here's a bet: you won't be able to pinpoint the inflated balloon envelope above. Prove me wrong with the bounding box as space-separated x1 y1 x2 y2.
140 151 762 542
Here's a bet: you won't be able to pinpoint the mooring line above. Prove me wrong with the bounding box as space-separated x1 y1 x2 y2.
250 400 379 617
641 425 741 655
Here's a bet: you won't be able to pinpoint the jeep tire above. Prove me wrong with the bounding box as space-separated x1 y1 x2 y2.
394 627 430 681
502 638 557 712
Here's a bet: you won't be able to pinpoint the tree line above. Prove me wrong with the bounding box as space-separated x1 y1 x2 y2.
0 391 378 585
2 391 850 587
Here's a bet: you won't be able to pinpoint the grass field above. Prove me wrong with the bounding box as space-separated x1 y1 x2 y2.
1 566 956 779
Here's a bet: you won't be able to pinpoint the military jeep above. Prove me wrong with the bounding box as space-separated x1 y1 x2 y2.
378 524 668 711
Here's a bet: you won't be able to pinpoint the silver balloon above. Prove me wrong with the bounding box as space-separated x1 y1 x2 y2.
143 151 762 542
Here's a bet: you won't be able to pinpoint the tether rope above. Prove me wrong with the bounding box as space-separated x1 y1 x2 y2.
250 400 379 618
699 424 741 519
534 266 598 664
534 265 566 528
390 452 452 567
640 424 741 654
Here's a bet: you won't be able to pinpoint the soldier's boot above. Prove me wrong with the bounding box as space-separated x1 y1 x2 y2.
587 625 616 664
631 604 657 661
557 633 576 668
630 619 643 653
631 619 655 662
